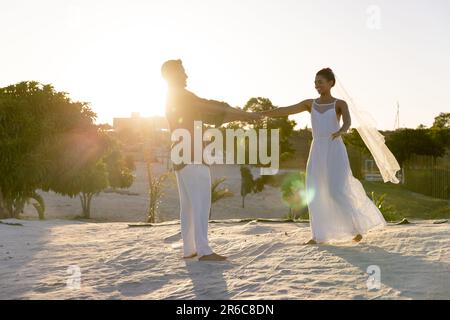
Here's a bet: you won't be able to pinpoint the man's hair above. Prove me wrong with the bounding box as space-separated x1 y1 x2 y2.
161 59 183 82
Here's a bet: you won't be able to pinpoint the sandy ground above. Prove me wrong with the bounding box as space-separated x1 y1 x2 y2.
22 162 296 222
9 160 450 300
1 219 449 300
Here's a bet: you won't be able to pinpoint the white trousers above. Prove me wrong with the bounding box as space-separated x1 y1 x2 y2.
175 164 213 257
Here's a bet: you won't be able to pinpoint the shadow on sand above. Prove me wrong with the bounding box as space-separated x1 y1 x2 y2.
319 244 450 299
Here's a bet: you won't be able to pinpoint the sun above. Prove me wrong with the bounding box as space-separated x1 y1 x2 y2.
59 39 169 124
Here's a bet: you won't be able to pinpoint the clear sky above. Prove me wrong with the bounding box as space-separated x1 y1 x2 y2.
1 0 449 130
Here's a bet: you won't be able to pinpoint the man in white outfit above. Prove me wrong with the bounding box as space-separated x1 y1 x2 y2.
161 59 259 261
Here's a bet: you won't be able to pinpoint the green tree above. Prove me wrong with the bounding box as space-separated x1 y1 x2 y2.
430 127 450 150
240 166 254 208
77 161 109 219
210 177 233 219
431 113 450 149
0 81 134 220
104 139 135 191
239 165 273 209
244 97 296 162
45 129 134 219
0 81 96 219
146 163 168 223
432 112 450 129
386 128 446 166
226 97 296 164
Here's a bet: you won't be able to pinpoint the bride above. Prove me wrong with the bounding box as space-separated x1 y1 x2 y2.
262 68 397 244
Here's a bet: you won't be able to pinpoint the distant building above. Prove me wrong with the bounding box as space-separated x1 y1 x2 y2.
362 158 383 182
113 113 170 163
113 112 168 135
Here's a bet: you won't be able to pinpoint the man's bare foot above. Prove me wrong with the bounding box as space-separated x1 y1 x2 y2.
183 253 197 259
198 252 227 261
353 234 363 242
303 239 317 245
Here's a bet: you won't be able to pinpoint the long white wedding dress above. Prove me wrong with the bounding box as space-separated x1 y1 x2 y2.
305 99 387 243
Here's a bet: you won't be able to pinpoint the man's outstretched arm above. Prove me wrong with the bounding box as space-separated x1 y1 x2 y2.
221 103 261 123
186 90 261 124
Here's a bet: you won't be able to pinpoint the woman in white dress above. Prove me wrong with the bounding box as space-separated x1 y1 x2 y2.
262 68 387 244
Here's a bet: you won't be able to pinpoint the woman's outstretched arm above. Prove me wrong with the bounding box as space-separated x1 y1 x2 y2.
260 99 312 118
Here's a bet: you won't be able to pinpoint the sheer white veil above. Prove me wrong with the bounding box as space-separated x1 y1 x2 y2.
335 76 401 184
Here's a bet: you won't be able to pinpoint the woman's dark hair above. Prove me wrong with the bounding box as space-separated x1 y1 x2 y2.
316 68 336 87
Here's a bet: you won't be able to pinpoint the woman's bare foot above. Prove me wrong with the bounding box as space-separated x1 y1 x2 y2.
183 253 197 259
353 234 363 242
198 252 227 261
303 239 317 245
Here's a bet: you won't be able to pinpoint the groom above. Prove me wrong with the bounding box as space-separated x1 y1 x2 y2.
161 59 259 261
